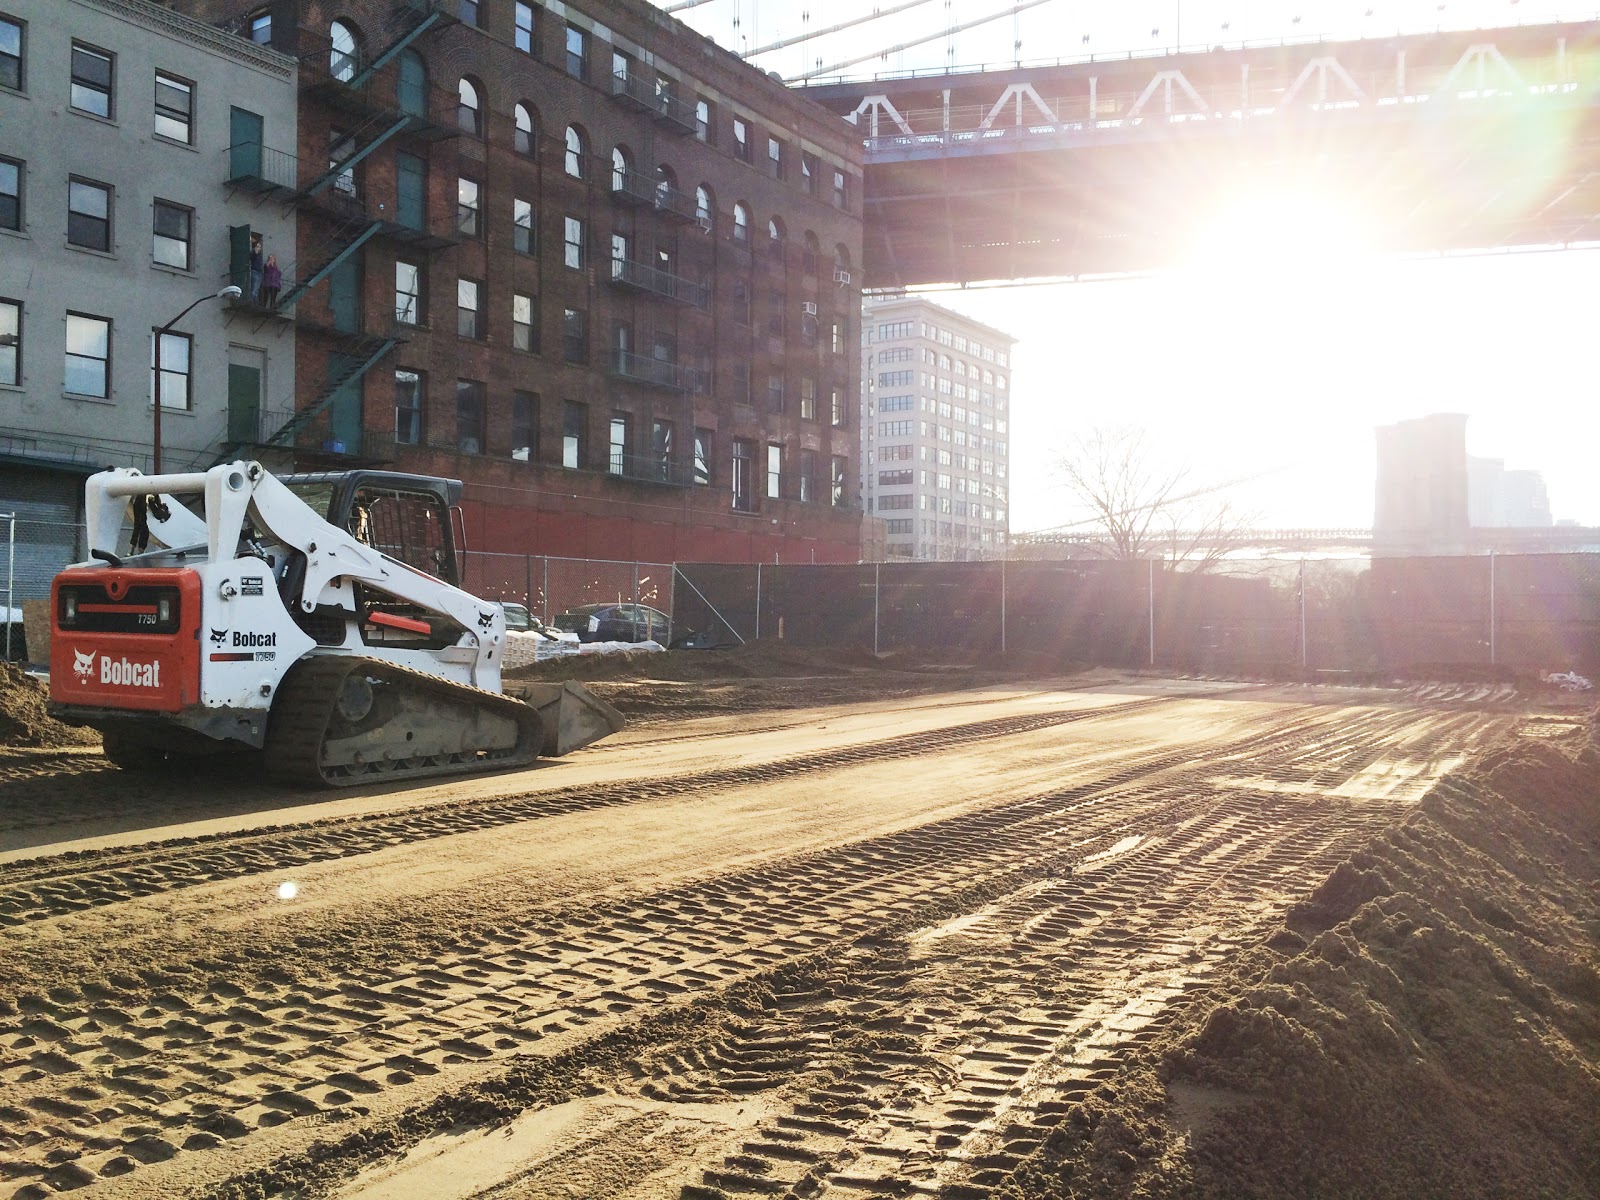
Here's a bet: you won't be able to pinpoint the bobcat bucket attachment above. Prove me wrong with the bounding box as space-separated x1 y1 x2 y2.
514 680 625 757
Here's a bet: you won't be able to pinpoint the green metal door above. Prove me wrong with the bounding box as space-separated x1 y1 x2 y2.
228 225 254 295
229 107 263 180
227 362 262 443
397 50 426 117
328 256 360 332
396 152 424 231
326 354 363 454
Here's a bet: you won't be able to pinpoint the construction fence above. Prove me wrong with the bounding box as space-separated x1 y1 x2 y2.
668 554 1600 678
458 552 676 622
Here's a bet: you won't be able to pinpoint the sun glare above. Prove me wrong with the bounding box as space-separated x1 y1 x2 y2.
1189 188 1372 277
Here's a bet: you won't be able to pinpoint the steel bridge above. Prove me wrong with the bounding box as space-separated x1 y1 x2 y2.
799 22 1600 287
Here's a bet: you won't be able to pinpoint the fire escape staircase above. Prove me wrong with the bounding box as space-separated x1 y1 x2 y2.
262 330 403 451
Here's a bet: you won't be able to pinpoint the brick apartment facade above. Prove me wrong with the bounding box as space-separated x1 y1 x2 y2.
174 0 865 563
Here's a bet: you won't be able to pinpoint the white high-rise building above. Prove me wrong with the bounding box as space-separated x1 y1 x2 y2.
860 296 1015 561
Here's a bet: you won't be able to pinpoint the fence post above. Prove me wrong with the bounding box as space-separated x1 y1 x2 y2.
3 512 13 663
524 555 533 610
1489 550 1496 666
541 557 549 624
1148 558 1155 667
1000 556 1007 656
755 562 762 641
1299 557 1307 670
874 562 880 655
633 560 640 606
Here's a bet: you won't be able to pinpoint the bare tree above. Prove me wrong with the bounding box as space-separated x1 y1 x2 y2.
1049 426 1249 566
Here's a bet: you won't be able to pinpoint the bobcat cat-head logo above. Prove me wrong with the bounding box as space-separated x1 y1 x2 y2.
73 649 96 678
209 628 228 646
478 609 495 630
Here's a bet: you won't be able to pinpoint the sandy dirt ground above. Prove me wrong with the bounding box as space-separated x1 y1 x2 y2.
0 652 1593 1199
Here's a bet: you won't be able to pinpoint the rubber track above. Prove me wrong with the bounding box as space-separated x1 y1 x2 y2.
0 707 1509 1197
264 654 540 788
0 690 1212 925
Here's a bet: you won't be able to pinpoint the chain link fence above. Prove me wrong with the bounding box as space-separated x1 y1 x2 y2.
458 552 675 624
672 554 1600 677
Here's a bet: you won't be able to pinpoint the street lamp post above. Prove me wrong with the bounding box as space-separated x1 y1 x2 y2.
153 285 242 474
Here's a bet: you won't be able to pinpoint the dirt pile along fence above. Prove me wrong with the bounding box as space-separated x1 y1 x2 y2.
672 554 1600 677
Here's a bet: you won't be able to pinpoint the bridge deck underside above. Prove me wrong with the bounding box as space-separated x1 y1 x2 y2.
862 101 1600 287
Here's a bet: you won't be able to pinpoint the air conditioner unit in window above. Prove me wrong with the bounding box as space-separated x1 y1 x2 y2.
801 301 817 315
833 269 851 286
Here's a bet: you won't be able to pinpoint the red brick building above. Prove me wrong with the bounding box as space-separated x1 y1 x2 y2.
180 0 865 562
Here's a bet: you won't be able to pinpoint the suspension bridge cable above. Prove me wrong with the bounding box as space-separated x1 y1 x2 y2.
661 0 716 13
798 0 1066 79
744 0 942 56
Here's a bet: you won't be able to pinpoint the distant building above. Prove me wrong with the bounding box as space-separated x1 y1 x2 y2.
0 0 298 597
1468 456 1552 527
1373 413 1468 553
860 295 1015 560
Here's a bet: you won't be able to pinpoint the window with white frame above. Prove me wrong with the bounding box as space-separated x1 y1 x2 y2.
151 328 191 409
151 200 191 269
67 178 111 251
154 72 192 143
70 43 112 116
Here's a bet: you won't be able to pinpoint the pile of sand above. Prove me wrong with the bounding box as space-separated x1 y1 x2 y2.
0 664 99 749
1002 715 1600 1199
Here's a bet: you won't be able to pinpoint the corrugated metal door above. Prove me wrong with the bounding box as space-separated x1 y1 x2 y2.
0 465 85 600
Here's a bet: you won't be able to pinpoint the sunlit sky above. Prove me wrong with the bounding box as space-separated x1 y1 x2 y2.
657 0 1600 532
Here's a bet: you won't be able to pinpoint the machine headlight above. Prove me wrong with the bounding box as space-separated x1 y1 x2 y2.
157 596 172 624
62 590 78 624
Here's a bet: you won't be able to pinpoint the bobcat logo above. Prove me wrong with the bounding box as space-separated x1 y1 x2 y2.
477 609 495 630
209 628 228 646
73 649 96 679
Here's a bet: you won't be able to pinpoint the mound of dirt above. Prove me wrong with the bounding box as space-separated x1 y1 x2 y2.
1002 715 1600 1200
0 664 99 748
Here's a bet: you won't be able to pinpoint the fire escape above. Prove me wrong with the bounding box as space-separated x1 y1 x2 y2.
221 0 460 463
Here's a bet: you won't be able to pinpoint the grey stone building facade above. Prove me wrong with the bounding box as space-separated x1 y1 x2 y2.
860 295 1014 561
0 0 296 597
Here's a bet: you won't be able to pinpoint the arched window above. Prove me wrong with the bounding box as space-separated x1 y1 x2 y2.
564 125 585 178
396 49 426 116
732 201 749 243
514 102 536 156
458 77 482 136
768 215 785 243
611 146 631 192
695 185 714 231
802 231 821 275
330 20 358 82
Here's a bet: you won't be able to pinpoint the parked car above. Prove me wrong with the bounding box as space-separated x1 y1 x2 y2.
552 602 674 645
497 601 578 642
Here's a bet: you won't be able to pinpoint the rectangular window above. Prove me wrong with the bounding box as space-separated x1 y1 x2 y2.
800 377 816 421
152 200 191 270
732 118 749 162
513 291 536 352
799 449 815 502
693 428 712 485
879 469 914 486
67 178 110 251
766 443 782 499
248 11 271 44
330 130 356 195
767 136 782 177
394 368 423 445
832 169 847 209
563 400 586 468
154 72 192 143
608 413 628 475
831 456 847 506
801 152 816 194
0 297 18 386
563 306 586 364
457 176 481 237
878 494 913 510
0 156 21 230
695 97 712 142
766 373 784 412
512 390 537 461
565 24 586 80
563 215 584 268
0 14 22 91
65 312 110 397
395 260 422 324
731 438 754 512
515 2 536 53
830 388 844 427
457 276 482 338
456 378 485 454
457 0 479 26
151 329 190 410
514 197 535 254
70 43 112 117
